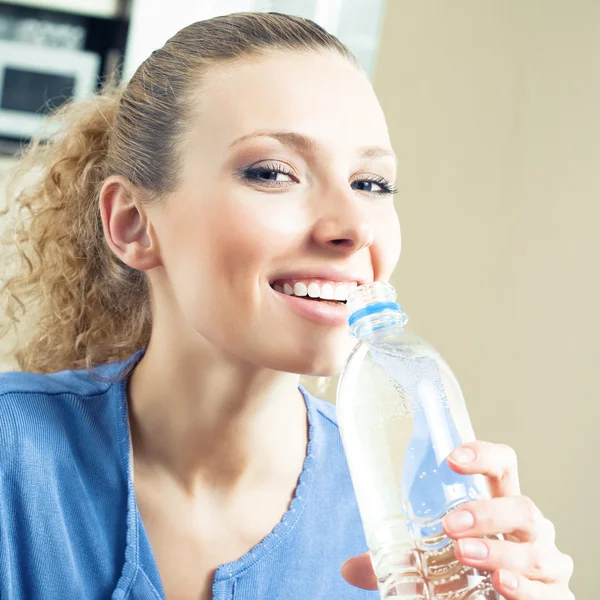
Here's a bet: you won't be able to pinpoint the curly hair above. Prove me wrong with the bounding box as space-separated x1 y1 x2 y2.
0 12 355 375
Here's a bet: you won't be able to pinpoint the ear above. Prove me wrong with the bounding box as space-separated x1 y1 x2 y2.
99 175 162 271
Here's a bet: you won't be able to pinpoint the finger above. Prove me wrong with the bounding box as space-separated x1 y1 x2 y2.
448 441 521 497
492 570 575 600
442 496 552 543
341 554 377 590
455 537 574 584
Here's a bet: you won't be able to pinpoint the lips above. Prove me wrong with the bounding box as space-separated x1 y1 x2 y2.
272 289 350 325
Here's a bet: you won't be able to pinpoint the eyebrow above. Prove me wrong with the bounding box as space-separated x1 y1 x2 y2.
229 130 396 161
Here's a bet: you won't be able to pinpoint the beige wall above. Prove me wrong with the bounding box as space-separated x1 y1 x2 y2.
365 0 598 596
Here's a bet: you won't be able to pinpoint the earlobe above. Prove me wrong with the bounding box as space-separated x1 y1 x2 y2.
99 175 162 271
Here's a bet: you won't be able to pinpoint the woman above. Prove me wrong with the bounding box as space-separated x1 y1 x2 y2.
0 12 573 600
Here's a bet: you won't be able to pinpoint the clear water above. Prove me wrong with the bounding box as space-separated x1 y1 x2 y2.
337 341 501 599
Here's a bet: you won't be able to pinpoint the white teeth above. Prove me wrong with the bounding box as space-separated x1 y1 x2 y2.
320 283 335 300
293 282 308 297
334 283 349 301
273 279 359 301
307 282 320 298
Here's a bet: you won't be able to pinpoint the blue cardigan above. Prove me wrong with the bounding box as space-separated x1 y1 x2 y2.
0 352 376 599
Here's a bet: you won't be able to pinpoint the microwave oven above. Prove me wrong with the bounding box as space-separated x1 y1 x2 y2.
0 39 100 140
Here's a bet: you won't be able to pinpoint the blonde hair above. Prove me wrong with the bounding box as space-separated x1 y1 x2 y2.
0 12 355 376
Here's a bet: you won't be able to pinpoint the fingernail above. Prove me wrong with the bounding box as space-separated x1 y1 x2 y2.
458 539 488 560
444 510 474 532
499 570 519 591
450 447 476 464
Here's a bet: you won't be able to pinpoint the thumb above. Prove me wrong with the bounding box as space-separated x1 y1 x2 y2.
341 553 378 590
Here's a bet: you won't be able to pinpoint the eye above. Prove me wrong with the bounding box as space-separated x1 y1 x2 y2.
240 162 298 187
351 176 398 196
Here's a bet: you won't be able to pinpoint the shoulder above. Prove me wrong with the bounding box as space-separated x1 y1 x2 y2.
0 364 119 431
0 361 132 523
0 358 133 461
0 353 138 404
0 367 111 399
0 364 133 600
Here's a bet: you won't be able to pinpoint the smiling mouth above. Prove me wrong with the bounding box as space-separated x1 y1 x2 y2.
269 279 358 305
270 284 347 305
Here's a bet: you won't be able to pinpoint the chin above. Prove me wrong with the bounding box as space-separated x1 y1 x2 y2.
290 357 345 378
276 333 358 377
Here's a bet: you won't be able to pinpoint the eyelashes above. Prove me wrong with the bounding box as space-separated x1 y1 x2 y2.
239 162 398 196
241 162 297 187
350 175 398 196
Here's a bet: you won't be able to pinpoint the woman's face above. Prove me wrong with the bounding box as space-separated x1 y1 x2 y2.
150 51 401 376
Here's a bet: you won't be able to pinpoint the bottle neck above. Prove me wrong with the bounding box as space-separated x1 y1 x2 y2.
350 305 408 340
346 281 408 341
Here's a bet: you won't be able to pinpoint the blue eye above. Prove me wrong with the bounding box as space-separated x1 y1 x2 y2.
352 177 398 196
241 163 296 187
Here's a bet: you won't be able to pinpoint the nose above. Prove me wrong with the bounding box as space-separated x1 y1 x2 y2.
311 187 374 254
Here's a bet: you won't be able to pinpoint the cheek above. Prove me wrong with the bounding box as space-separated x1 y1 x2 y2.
156 191 305 329
373 208 402 281
389 215 402 262
201 195 309 298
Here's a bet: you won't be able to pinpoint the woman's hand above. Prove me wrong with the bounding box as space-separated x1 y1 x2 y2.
341 441 574 599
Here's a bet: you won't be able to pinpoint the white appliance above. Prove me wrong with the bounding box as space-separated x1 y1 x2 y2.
0 39 100 139
0 1 121 19
124 0 387 82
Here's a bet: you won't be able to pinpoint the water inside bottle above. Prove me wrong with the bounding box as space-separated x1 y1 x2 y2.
337 346 500 599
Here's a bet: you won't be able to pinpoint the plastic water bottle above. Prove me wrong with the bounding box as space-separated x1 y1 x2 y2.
336 281 501 599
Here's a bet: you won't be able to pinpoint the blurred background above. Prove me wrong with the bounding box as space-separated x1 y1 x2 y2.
0 0 597 596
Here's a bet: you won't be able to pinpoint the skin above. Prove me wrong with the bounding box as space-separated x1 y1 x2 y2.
99 51 573 599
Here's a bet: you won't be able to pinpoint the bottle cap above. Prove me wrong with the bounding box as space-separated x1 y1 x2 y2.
347 281 408 328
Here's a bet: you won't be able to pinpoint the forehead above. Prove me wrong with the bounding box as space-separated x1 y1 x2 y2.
188 51 392 154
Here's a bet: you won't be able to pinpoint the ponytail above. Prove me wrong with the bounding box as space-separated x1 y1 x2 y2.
0 84 151 373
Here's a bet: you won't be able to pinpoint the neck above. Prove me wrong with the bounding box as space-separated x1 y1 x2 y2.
127 332 306 496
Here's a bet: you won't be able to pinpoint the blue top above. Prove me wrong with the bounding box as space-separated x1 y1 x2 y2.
0 351 376 599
